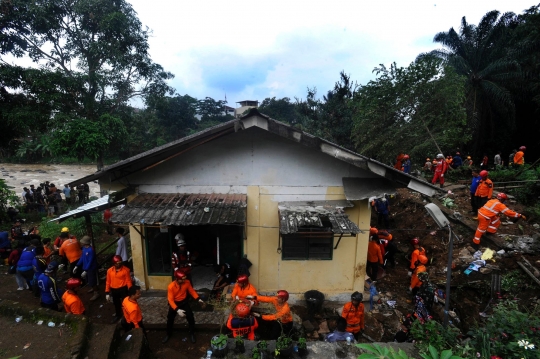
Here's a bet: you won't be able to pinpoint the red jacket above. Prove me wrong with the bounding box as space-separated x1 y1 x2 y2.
342 301 365 332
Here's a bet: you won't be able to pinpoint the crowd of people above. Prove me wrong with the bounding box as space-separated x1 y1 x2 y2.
17 181 91 216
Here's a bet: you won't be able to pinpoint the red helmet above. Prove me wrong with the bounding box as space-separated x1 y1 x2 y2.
418 255 428 265
479 170 488 179
497 193 508 201
174 269 188 280
235 303 250 318
237 274 249 284
277 290 289 301
369 227 378 236
410 238 419 246
112 255 123 264
519 146 526 151
66 278 82 290
403 154 409 159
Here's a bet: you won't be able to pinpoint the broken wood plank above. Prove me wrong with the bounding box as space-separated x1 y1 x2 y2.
517 261 540 287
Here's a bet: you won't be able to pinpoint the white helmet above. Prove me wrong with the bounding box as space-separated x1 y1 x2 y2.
175 233 186 246
436 154 444 159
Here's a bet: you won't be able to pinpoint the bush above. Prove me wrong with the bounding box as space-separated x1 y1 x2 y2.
410 319 460 354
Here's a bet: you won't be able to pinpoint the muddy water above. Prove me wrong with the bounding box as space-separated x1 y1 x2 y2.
0 163 101 198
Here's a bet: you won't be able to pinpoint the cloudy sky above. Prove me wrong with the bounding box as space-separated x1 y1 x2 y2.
129 0 535 105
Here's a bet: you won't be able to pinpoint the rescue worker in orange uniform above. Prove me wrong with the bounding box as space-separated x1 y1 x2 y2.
378 229 396 268
431 154 448 188
473 193 525 249
367 235 383 281
341 291 365 340
408 255 428 294
58 233 82 277
163 269 206 344
62 278 85 315
394 153 405 171
423 158 432 173
252 290 292 340
408 238 426 276
474 170 493 218
232 274 258 303
513 146 526 165
105 255 132 323
226 302 259 340
121 285 146 335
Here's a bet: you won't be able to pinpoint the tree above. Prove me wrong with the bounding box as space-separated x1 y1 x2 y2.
148 94 198 142
352 57 468 164
258 97 299 125
425 10 521 154
0 0 173 168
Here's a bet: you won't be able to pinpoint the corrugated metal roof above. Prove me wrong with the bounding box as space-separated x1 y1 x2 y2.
278 200 360 235
112 193 247 226
49 195 127 223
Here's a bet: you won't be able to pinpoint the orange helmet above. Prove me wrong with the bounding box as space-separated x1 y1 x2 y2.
369 227 378 235
237 274 249 284
418 255 428 265
277 290 289 301
66 278 82 290
235 303 250 318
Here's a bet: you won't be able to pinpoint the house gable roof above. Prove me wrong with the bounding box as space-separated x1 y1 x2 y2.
70 108 441 196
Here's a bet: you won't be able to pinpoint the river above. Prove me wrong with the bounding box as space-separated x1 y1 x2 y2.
0 163 101 199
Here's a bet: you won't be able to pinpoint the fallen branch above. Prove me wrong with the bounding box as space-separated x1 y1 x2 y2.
517 261 540 288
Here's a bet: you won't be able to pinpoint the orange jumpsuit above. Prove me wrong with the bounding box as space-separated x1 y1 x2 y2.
474 179 494 210
226 314 258 340
122 297 143 328
410 247 426 270
473 199 521 244
513 151 525 165
59 238 82 263
62 291 85 314
410 264 427 289
431 160 448 185
341 301 365 333
231 283 258 301
258 296 292 323
394 153 404 170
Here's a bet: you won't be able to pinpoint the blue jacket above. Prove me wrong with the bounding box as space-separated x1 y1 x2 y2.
403 159 411 174
17 247 36 269
37 273 63 305
0 231 10 249
76 246 97 271
32 257 47 275
470 176 481 195
453 156 463 167
375 199 389 214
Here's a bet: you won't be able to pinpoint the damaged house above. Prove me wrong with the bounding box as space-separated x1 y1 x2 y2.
69 109 439 300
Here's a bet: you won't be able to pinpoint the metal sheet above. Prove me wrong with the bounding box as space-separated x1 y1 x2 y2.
49 195 127 223
112 193 247 226
342 177 397 201
278 200 360 235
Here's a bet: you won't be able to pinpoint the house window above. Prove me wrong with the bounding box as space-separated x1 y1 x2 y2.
281 229 334 260
145 227 172 276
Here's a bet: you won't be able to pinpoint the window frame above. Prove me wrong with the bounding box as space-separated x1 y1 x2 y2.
144 226 173 276
281 228 334 261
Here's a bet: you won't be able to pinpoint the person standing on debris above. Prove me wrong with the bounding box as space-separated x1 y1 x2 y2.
494 152 503 168
480 154 489 170
394 153 405 171
105 255 133 323
408 238 426 276
473 193 525 249
326 317 355 343
514 146 526 166
431 154 448 188
377 229 396 268
121 285 146 335
402 155 411 174
473 170 493 219
341 291 365 340
38 261 63 311
163 268 206 344
74 236 100 301
374 197 390 229
367 235 383 281
232 274 259 303
63 278 85 315
226 302 259 340
252 290 293 340
469 170 481 214
59 232 82 278
508 149 517 167
452 152 462 169
423 158 432 173
408 255 428 294
464 156 473 167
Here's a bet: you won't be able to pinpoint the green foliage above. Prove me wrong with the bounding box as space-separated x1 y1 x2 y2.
468 300 540 359
0 179 20 223
37 213 103 241
357 343 465 359
297 337 307 349
275 335 292 356
410 320 460 353
259 97 300 125
501 270 531 293
352 57 468 164
419 345 465 359
211 333 228 348
488 166 540 206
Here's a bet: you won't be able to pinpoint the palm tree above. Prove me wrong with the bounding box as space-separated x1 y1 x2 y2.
423 10 521 153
